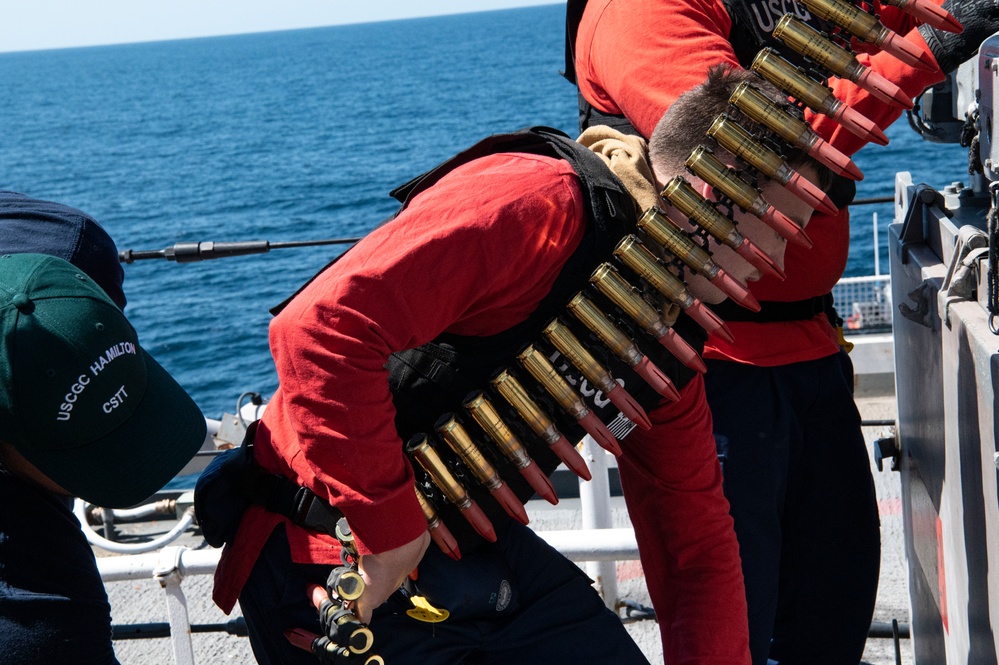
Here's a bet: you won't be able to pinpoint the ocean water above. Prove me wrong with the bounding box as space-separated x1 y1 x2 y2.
0 4 970 418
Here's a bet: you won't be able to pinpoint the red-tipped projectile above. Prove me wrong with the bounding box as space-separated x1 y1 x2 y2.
809 138 864 180
285 628 320 654
880 30 937 71
656 327 708 373
786 171 838 215
578 409 622 455
430 522 461 560
856 68 914 109
462 500 497 542
634 356 682 401
519 461 558 505
605 384 652 430
899 0 963 32
491 483 529 525
711 269 761 312
685 299 735 343
549 433 592 480
831 103 890 145
760 205 814 248
735 239 786 281
309 584 329 609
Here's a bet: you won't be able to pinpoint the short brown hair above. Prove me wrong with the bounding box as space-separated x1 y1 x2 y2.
648 64 835 191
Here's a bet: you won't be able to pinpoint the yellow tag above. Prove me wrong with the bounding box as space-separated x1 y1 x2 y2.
836 325 855 353
405 595 450 623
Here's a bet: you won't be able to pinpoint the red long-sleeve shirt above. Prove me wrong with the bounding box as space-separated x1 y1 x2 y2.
575 0 945 365
213 153 748 664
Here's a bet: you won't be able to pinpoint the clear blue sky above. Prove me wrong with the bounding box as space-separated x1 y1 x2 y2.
0 1 559 54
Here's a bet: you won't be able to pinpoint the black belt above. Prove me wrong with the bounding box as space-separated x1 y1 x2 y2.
709 293 835 324
250 471 344 539
195 421 345 548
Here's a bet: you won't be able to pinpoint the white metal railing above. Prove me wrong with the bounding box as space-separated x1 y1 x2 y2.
833 274 892 332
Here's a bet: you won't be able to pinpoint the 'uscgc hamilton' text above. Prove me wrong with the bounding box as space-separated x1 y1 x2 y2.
56 341 138 421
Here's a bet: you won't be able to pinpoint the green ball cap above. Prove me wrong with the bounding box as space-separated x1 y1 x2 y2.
0 253 206 508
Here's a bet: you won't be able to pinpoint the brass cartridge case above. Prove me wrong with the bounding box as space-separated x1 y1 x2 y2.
541 319 618 394
751 48 836 115
463 391 533 469
613 235 695 305
684 145 765 213
328 566 366 602
406 434 473 509
773 14 861 80
729 82 814 150
415 486 444 530
589 263 673 338
633 207 715 275
489 369 563 445
516 345 590 420
798 0 880 42
705 117 790 182
567 293 644 367
436 415 503 490
661 173 739 245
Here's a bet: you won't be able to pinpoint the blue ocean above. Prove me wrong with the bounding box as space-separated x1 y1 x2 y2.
0 4 969 418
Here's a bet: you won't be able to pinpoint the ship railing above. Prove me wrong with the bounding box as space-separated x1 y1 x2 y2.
833 274 893 334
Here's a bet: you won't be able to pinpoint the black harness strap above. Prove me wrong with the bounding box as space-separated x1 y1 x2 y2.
709 293 836 323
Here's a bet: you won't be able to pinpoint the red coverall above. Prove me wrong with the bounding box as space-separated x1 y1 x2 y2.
574 1 944 662
213 151 749 664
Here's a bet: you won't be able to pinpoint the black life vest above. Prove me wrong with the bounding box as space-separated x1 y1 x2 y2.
381 126 703 552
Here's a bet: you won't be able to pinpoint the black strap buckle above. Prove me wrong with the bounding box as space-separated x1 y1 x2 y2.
290 486 343 539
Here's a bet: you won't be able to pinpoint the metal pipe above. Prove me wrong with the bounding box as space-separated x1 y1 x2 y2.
77 500 197 554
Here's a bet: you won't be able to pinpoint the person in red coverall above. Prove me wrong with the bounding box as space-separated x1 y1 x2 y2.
570 0 999 662
204 69 832 664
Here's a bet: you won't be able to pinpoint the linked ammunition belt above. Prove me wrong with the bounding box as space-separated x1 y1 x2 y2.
415 0 962 556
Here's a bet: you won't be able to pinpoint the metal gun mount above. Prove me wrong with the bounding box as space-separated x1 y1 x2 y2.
907 35 998 150
888 31 999 665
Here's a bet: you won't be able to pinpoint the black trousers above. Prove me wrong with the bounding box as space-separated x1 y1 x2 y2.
239 519 651 665
705 351 881 665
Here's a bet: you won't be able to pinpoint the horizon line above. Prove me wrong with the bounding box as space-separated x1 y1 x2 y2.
0 2 560 56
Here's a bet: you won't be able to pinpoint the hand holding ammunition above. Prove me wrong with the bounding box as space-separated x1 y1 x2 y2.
353 531 430 624
918 0 998 73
